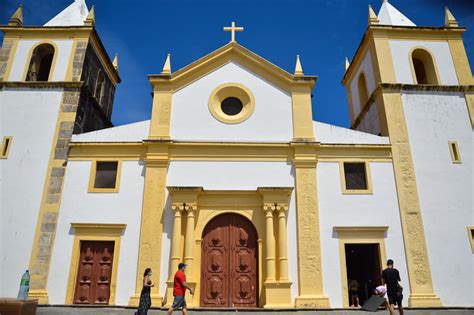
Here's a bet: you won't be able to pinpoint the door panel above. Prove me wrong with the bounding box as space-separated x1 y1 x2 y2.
201 214 257 307
74 241 114 305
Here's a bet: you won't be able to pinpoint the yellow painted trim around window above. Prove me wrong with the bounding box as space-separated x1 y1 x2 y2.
408 46 441 85
65 223 126 305
334 226 388 308
208 82 255 124
87 159 122 193
1 136 13 159
22 41 59 82
339 161 373 195
448 141 462 164
467 226 474 253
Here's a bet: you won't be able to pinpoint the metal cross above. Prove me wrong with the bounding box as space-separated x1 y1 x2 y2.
223 21 244 43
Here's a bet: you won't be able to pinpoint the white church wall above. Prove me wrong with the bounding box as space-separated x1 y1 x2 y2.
170 61 293 142
389 40 458 85
164 161 299 300
317 162 409 308
0 88 62 297
355 103 381 136
48 160 145 305
313 121 388 144
8 39 73 82
349 49 377 118
401 91 473 306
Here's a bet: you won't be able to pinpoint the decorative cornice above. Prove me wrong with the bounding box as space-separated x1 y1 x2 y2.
0 81 83 88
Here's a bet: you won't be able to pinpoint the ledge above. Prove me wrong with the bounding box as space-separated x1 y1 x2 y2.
0 81 84 88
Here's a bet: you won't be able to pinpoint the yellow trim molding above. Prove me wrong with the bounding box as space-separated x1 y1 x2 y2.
1 136 13 159
1 38 19 81
339 161 373 195
448 141 462 164
65 223 126 305
21 41 59 82
207 82 255 124
467 226 474 253
87 159 122 193
334 226 388 308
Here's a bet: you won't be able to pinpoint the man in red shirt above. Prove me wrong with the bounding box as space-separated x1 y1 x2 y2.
167 263 193 315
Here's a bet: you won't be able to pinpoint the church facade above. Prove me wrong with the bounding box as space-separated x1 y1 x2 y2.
1 0 473 309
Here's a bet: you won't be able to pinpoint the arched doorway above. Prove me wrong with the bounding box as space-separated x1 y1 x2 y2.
200 213 258 307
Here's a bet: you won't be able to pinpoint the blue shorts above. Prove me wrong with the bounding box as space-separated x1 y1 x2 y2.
171 295 187 309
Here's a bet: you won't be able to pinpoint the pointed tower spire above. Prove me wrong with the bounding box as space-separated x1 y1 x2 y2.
378 0 416 26
8 5 23 26
161 54 171 75
444 6 459 28
368 4 379 25
294 55 304 77
112 53 119 71
84 5 95 26
345 57 350 73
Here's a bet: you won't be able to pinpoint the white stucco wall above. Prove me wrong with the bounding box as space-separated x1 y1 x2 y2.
71 120 150 142
0 88 62 297
163 161 299 299
8 39 73 82
389 40 459 85
170 61 293 142
349 50 377 118
402 91 473 306
356 103 381 136
314 121 388 144
318 162 409 308
48 160 145 305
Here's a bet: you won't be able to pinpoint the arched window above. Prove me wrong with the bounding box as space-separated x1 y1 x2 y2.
94 71 105 103
357 73 369 107
26 44 55 82
411 49 438 85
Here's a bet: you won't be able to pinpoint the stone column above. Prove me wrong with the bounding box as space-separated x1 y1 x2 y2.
183 202 197 280
164 203 184 305
276 204 289 282
263 203 276 283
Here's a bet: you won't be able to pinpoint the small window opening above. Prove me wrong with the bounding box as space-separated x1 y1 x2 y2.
1 137 12 158
221 97 243 116
449 141 461 163
412 49 438 85
95 71 105 104
26 44 55 82
93 161 118 189
344 162 368 190
357 73 369 108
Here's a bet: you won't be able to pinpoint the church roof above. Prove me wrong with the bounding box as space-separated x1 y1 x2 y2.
72 120 150 142
377 0 416 26
44 0 89 27
149 42 317 92
313 121 389 145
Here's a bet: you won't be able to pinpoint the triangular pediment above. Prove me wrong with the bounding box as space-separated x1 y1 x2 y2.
149 42 316 92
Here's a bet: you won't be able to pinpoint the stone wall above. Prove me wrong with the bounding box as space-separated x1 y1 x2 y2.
0 39 14 80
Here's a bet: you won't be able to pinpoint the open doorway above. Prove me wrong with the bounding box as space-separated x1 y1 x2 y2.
345 243 382 307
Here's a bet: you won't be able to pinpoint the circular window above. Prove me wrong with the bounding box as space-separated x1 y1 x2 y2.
221 97 243 116
208 83 255 124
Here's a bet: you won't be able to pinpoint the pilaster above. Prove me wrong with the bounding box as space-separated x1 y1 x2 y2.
128 144 169 306
292 144 330 308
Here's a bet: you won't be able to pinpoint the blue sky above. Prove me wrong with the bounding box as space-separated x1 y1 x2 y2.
1 0 473 128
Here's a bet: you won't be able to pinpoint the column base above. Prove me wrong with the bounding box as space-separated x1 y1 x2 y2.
28 290 49 304
263 281 292 308
294 294 330 308
408 293 442 307
128 293 163 307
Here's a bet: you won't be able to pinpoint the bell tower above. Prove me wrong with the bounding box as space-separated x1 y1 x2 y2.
0 0 120 301
342 0 473 307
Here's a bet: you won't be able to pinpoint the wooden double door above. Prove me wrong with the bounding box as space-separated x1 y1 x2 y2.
73 241 114 305
200 213 258 307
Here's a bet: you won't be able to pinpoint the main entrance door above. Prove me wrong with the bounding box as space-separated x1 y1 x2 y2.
200 213 258 307
73 241 114 305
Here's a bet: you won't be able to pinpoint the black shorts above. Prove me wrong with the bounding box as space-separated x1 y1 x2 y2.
349 290 358 297
171 296 187 309
388 293 402 306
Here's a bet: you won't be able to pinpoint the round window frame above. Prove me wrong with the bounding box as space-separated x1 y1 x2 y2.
208 83 255 124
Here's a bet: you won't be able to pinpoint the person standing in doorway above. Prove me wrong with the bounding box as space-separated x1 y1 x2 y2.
348 279 360 307
167 263 194 315
381 259 404 315
136 268 154 315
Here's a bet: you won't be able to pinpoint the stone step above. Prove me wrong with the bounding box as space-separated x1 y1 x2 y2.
37 306 474 315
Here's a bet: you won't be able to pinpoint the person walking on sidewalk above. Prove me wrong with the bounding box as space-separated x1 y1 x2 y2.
136 268 154 315
381 259 404 315
167 263 194 315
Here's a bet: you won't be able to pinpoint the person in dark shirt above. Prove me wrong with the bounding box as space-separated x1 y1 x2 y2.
381 259 404 315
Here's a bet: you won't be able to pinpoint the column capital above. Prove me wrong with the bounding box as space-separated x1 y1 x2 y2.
171 203 185 213
263 203 276 214
276 203 289 215
184 202 197 214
